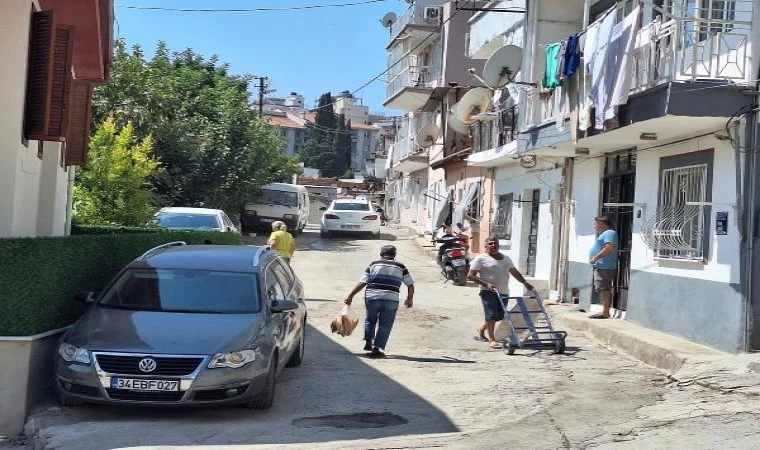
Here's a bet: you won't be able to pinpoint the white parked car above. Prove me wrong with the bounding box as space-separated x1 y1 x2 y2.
320 199 381 238
152 207 239 233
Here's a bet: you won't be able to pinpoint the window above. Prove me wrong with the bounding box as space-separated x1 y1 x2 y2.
264 267 285 303
466 184 481 221
100 269 260 313
493 193 513 242
653 149 714 260
271 259 294 290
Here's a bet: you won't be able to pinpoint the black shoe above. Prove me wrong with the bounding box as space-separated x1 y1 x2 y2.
368 347 385 358
363 340 373 351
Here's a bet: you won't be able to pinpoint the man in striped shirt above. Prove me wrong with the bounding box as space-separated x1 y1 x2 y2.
345 245 415 358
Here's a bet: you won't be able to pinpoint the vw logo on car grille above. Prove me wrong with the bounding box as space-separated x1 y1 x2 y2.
138 357 157 373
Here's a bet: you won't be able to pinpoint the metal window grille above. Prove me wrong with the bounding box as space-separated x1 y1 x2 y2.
653 164 708 259
492 193 513 244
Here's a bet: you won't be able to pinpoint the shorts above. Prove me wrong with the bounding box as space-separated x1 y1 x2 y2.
480 290 506 322
594 269 616 292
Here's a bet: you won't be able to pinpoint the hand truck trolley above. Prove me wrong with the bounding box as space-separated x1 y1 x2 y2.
495 292 567 355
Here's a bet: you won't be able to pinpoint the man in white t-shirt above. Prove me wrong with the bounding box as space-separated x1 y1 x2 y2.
467 236 534 349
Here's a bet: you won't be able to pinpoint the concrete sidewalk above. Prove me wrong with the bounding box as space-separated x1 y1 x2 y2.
548 303 760 397
410 235 760 399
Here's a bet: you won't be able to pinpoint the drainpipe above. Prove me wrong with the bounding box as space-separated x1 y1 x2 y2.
558 158 574 302
64 166 75 235
745 105 758 351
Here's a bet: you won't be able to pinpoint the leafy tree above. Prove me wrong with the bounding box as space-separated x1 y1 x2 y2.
73 119 159 226
91 40 298 215
300 92 352 177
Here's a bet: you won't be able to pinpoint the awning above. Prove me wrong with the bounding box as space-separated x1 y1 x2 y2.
466 141 519 167
453 180 480 229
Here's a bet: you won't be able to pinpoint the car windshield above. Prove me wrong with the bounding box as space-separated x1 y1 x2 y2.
332 202 370 211
153 212 219 230
254 189 298 207
99 269 260 313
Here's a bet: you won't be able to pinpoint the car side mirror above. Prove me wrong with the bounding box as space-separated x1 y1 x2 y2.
271 299 299 313
319 207 327 211
74 291 98 304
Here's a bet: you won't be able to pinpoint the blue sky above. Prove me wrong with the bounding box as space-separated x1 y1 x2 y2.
114 0 407 116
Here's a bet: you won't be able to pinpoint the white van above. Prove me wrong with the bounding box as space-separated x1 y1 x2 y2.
240 183 310 234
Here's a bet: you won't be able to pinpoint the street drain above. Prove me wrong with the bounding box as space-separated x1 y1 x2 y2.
292 412 407 429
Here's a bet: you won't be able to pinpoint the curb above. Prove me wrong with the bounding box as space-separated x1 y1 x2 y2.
546 303 726 374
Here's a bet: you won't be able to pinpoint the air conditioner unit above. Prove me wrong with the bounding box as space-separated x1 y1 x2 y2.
424 6 442 24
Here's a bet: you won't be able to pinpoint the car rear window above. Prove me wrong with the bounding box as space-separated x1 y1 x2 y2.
99 269 260 314
154 213 219 230
332 202 370 211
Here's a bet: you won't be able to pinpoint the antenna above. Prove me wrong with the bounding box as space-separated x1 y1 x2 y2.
447 103 470 135
380 12 397 29
482 45 522 88
416 124 440 149
455 87 492 125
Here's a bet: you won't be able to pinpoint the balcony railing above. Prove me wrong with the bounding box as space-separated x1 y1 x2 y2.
388 5 439 44
520 0 753 131
386 65 433 101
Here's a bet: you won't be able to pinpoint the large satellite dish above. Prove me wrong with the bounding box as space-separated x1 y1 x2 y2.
447 104 470 135
416 124 440 149
456 87 492 124
380 12 397 28
483 45 523 88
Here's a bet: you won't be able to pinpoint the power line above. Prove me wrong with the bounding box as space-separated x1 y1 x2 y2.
119 0 390 12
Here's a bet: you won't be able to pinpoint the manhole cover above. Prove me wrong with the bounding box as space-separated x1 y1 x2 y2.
292 412 407 429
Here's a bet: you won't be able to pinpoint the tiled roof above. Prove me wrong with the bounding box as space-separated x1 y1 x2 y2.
266 115 304 129
300 112 379 131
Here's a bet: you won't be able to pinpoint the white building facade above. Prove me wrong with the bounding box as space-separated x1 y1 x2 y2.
0 0 111 238
462 0 758 352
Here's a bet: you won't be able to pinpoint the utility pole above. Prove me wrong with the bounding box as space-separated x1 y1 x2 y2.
255 76 269 116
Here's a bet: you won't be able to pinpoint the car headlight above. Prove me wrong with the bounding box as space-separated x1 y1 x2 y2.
283 214 295 219
58 343 91 364
208 350 256 369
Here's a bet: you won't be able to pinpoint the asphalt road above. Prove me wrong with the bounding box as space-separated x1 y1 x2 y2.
19 226 760 450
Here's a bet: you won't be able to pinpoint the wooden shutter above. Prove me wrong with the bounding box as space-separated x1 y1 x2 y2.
64 81 93 166
24 10 55 140
23 10 75 141
46 25 74 139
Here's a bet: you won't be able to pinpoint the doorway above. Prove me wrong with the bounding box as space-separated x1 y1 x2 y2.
599 151 636 312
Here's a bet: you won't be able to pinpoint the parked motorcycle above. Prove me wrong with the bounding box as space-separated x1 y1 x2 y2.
434 232 469 286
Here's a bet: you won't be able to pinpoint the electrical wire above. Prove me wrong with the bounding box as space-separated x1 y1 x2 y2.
119 0 390 12
311 0 476 112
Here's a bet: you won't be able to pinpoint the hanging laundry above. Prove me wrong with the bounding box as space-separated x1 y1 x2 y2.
590 11 616 130
607 5 642 117
541 43 562 90
563 34 581 77
578 22 599 131
555 39 568 84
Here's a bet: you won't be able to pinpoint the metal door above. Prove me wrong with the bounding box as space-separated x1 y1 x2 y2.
599 152 636 310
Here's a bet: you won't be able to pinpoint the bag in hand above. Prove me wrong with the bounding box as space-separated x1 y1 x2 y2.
330 305 359 337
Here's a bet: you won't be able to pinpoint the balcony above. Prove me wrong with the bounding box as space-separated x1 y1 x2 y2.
520 1 753 136
384 62 436 111
391 137 428 173
387 5 440 50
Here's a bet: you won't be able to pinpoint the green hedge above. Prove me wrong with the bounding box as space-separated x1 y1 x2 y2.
71 224 165 235
0 231 244 336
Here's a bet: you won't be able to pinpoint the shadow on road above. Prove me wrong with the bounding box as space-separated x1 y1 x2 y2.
383 355 477 364
31 324 458 448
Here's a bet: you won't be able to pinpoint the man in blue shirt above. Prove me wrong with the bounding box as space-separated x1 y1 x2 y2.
589 216 618 319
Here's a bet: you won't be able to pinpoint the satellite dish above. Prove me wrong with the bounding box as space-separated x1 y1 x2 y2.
380 12 397 28
456 88 492 125
447 104 470 135
520 155 538 169
416 124 440 149
483 45 523 88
